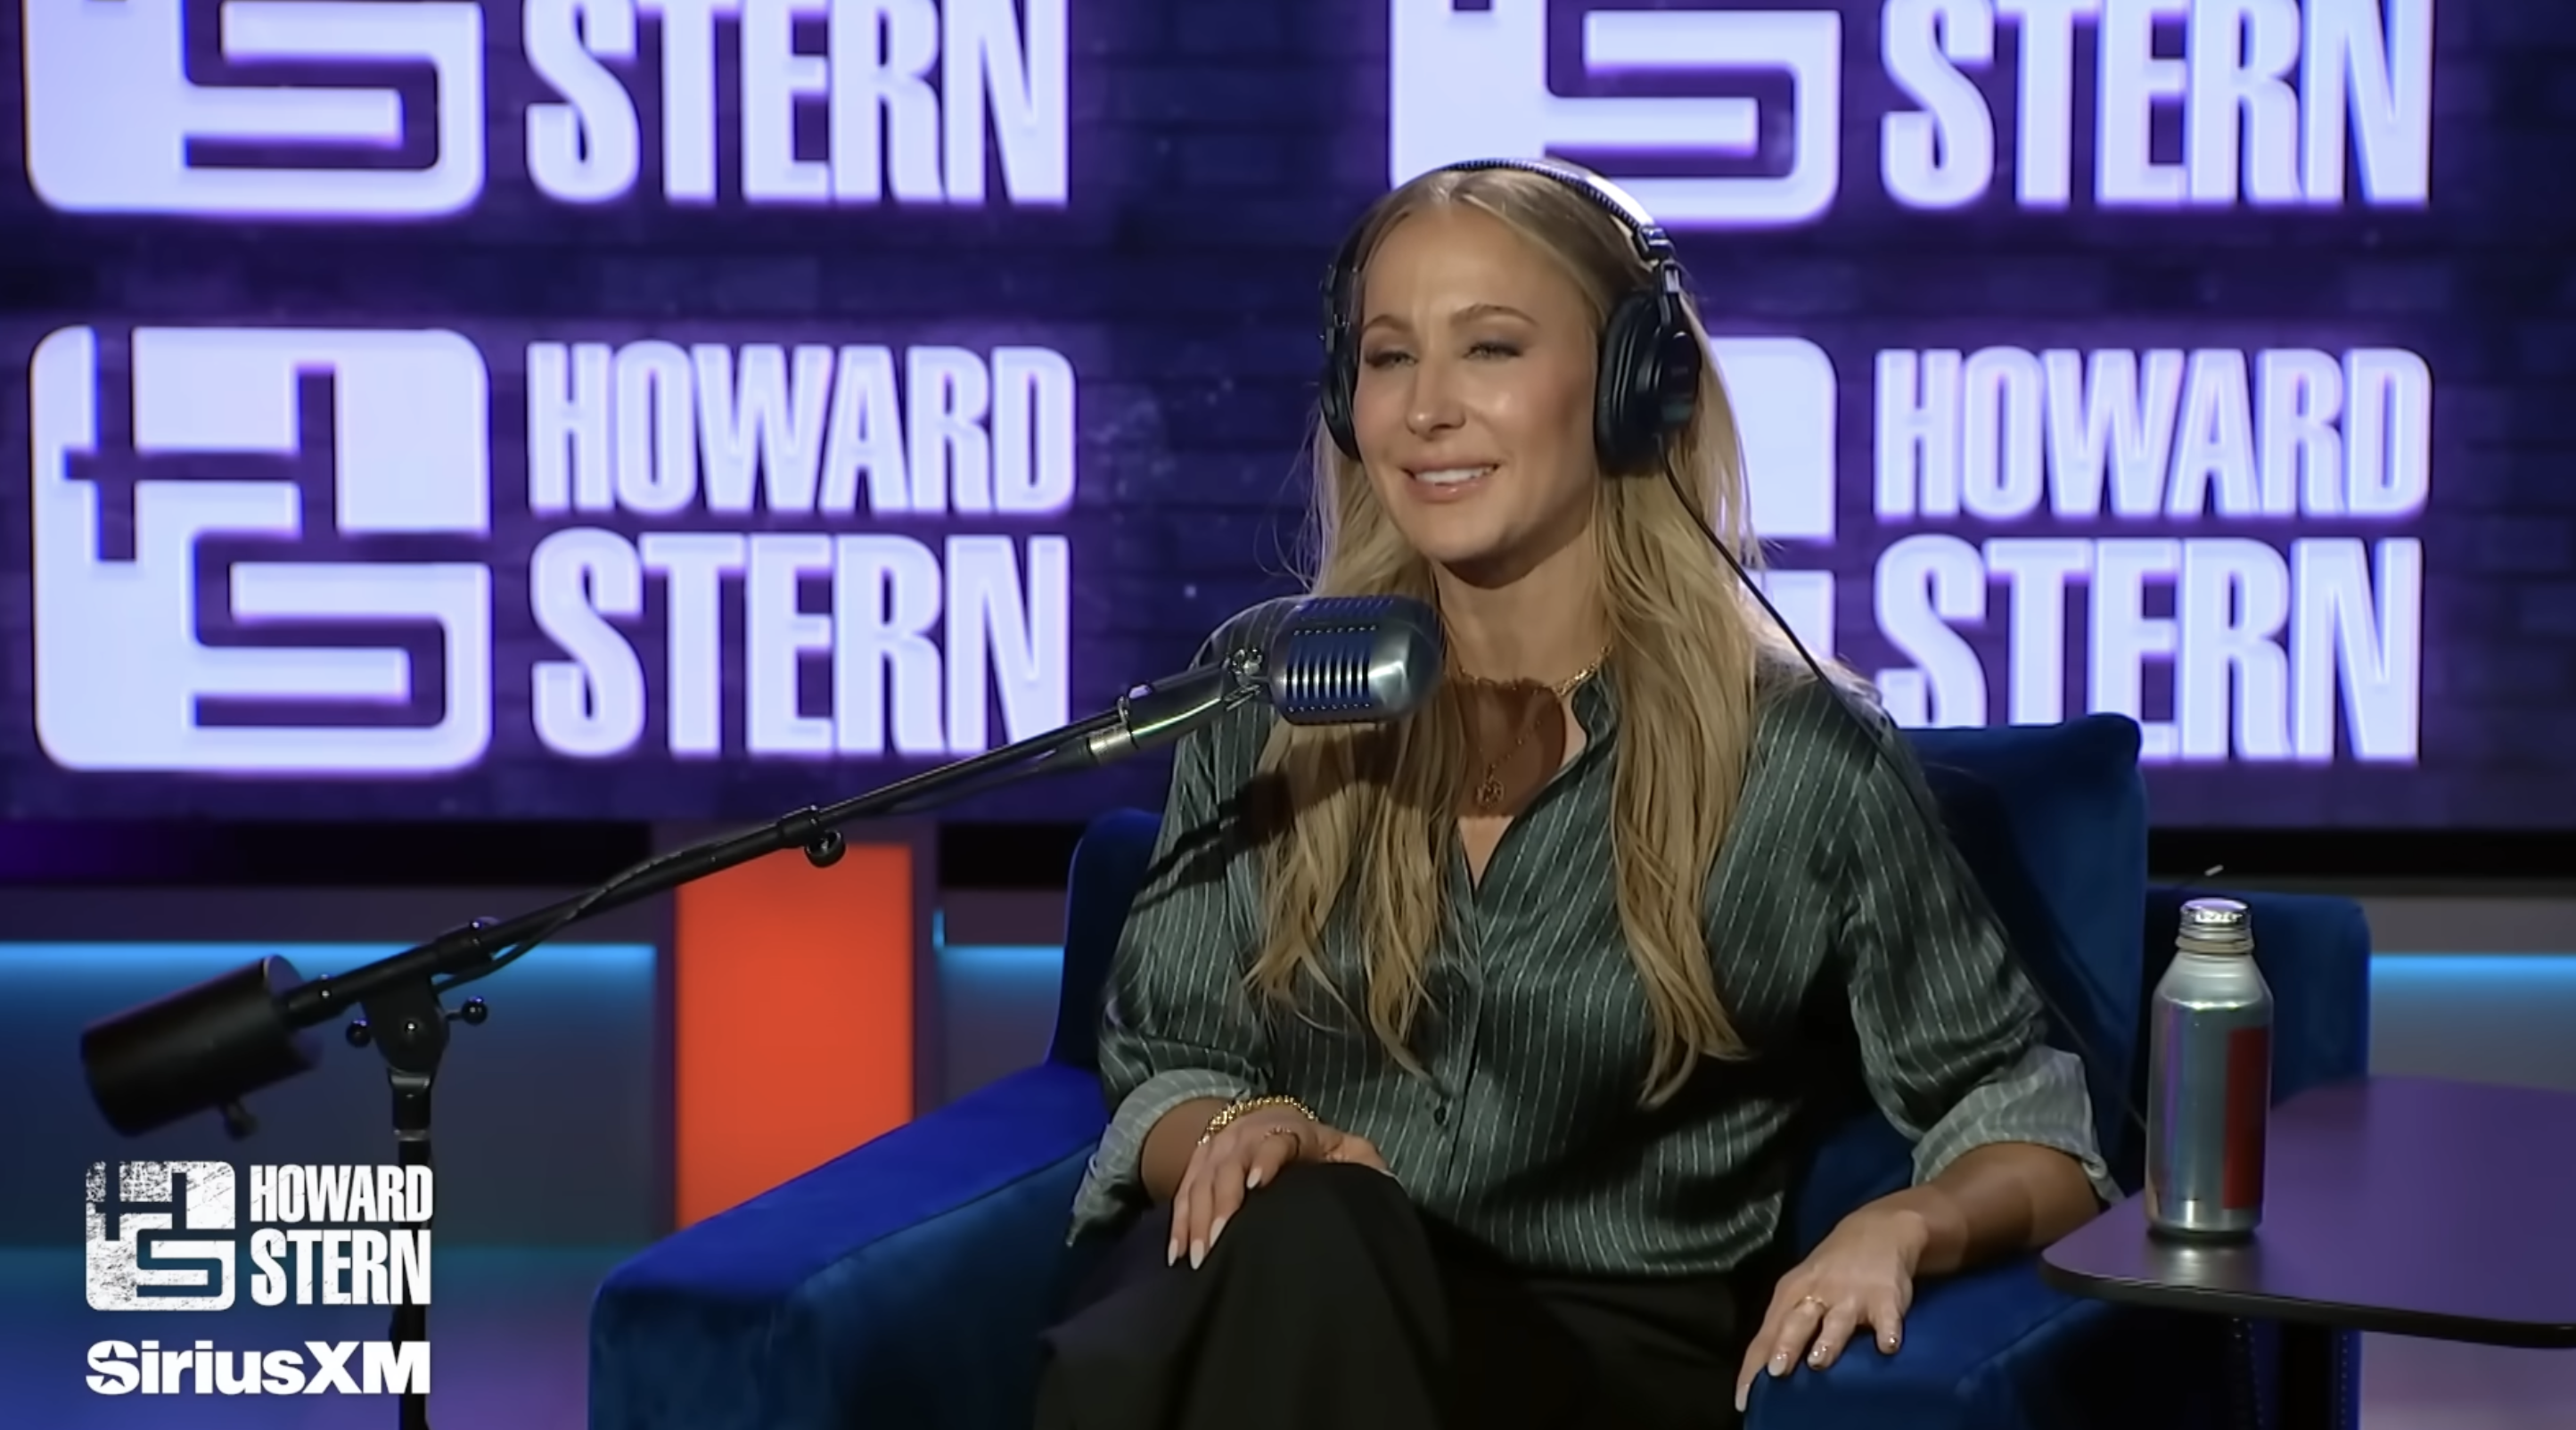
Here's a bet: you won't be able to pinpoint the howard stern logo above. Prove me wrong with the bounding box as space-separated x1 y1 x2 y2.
85 1161 432 1396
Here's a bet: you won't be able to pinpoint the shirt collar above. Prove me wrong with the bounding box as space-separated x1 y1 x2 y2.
1571 662 1620 738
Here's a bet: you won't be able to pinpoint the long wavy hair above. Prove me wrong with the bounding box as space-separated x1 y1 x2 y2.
1248 164 1801 1107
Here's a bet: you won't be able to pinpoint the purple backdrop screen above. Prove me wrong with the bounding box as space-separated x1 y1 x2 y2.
1 0 2568 828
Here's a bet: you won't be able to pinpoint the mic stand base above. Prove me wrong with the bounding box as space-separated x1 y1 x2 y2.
347 977 486 1430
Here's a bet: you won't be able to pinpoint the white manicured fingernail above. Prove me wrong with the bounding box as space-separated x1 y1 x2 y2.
1245 1167 1261 1190
1188 1239 1205 1270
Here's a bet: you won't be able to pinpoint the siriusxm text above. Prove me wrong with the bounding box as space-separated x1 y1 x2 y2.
86 1341 430 1397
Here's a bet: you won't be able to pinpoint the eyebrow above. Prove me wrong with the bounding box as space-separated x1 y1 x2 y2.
1359 301 1540 335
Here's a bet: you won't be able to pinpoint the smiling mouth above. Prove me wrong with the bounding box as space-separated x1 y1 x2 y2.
1407 465 1494 488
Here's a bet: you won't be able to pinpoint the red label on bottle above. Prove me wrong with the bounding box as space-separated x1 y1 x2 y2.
2222 1025 2270 1210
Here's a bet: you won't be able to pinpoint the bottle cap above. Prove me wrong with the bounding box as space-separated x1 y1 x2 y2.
2178 897 2253 956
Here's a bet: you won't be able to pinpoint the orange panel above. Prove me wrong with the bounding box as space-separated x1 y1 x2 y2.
674 840 915 1227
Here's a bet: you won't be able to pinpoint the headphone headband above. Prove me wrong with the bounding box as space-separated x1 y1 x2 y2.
1320 160 1683 326
1432 158 1681 285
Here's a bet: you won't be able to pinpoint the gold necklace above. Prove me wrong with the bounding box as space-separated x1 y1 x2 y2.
1458 647 1610 813
1455 647 1612 697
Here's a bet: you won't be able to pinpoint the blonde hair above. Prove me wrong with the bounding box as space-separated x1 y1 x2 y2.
1248 164 1801 1106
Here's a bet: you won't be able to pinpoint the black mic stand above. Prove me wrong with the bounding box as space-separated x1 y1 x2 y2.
342 980 479 1430
274 703 1151 1430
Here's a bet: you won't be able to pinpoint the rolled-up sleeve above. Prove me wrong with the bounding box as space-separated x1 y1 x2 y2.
1833 702 2121 1207
1066 637 1279 1241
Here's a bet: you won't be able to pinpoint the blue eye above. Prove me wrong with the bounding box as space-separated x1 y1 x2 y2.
1363 349 1412 369
1468 341 1521 359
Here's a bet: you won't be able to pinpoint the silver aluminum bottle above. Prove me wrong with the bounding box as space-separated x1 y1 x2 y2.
2144 898 2275 1241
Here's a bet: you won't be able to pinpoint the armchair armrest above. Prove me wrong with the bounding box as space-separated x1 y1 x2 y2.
589 1063 1110 1430
1745 1254 2236 1430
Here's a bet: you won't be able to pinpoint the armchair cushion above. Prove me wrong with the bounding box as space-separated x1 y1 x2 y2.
588 1064 1108 1430
1746 1259 2237 1430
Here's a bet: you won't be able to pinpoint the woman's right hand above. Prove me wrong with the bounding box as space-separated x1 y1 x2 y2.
1169 1107 1388 1268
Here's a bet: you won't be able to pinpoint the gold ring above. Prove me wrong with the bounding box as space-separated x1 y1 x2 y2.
1799 1294 1828 1311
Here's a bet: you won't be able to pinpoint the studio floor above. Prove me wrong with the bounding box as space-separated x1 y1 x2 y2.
2 1245 2570 1428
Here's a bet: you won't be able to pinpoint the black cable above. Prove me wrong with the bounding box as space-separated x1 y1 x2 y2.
430 842 680 995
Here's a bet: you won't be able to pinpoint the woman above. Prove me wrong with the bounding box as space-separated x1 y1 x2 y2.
1036 160 2117 1430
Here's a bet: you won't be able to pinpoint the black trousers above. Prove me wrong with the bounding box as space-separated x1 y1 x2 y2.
1036 1163 1753 1430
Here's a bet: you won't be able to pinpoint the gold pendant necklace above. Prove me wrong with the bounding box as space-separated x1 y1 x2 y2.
1461 647 1610 816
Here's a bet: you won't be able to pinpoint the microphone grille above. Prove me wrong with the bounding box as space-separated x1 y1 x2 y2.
1266 596 1444 725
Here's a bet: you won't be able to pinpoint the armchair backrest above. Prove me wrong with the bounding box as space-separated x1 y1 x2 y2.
1905 716 2152 1158
1049 807 1161 1072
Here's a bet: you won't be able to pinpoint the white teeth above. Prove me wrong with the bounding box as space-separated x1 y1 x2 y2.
1413 466 1491 486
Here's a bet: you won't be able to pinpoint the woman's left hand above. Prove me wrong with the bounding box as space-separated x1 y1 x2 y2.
1734 1204 1931 1411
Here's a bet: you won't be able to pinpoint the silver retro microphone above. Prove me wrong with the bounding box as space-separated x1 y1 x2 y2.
1064 595 1446 768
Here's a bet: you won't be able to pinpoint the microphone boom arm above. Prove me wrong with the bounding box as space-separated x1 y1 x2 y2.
1048 646 1269 773
278 700 1135 1030
77 602 1431 1430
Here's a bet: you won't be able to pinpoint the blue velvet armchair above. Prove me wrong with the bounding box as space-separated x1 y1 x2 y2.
589 714 2374 1430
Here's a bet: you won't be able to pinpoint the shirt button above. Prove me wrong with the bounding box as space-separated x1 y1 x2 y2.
1432 1104 1449 1127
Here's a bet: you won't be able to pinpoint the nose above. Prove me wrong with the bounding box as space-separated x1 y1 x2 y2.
1405 354 1464 440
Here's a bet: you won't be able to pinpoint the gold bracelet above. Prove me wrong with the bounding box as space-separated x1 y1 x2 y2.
1199 1094 1316 1145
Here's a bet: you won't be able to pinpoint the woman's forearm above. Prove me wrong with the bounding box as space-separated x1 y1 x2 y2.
1870 1142 2102 1277
1139 1097 1233 1204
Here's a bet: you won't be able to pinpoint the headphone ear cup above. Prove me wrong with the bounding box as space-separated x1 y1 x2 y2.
1320 323 1362 461
1594 292 1669 474
1648 293 1704 440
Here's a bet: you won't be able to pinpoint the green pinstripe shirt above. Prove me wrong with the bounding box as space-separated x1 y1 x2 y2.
1071 599 2116 1276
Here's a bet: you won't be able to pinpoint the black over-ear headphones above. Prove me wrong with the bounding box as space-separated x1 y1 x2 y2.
1317 157 1706 477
